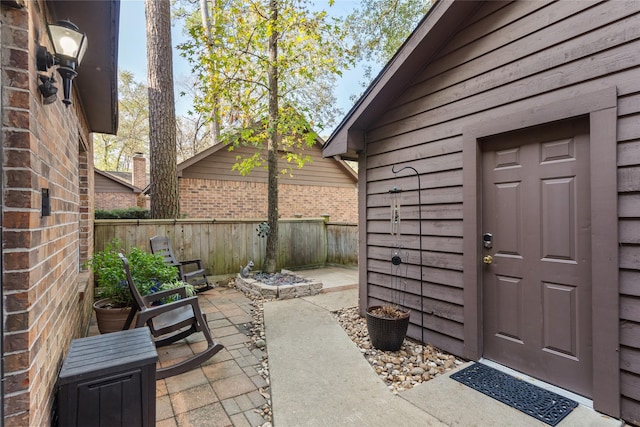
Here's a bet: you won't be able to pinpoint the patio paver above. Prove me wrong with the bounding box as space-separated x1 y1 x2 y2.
88 285 270 427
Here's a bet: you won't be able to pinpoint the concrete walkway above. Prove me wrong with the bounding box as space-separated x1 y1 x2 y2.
264 268 624 427
88 266 624 426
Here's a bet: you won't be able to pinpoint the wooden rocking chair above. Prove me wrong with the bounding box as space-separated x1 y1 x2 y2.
119 253 224 379
150 235 214 292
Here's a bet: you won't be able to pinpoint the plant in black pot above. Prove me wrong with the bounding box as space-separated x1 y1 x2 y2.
366 304 411 352
86 239 195 333
365 247 411 351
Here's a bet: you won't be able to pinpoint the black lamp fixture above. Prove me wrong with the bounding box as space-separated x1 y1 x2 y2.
37 20 87 107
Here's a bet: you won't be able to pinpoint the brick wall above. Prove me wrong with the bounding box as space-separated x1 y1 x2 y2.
179 177 358 223
132 152 147 190
95 192 139 211
2 3 95 425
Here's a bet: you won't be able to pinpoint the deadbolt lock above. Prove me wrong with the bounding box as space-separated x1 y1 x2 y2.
483 255 493 265
483 233 493 249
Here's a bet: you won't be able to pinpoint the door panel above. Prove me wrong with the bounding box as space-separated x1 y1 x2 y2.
482 119 592 398
494 275 523 343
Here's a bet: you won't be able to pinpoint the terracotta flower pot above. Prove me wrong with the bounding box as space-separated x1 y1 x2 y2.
365 305 410 351
93 298 136 334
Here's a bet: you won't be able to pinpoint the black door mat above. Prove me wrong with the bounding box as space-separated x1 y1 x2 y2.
450 363 578 426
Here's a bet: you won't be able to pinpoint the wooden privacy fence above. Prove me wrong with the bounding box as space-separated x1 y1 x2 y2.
94 218 358 275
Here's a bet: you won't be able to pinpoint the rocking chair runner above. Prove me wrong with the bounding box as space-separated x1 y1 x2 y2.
119 253 223 379
150 235 214 292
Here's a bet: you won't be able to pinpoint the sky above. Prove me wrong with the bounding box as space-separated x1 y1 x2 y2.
117 0 373 134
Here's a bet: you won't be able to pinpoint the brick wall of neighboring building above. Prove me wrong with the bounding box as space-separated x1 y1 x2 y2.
179 178 358 223
95 192 139 211
132 152 147 189
2 3 95 425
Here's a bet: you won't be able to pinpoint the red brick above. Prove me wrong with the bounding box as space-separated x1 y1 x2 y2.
4 189 34 209
3 229 32 249
7 47 28 69
3 269 30 285
4 408 30 426
5 312 28 332
4 27 29 50
5 289 35 311
3 6 28 28
3 211 34 228
6 169 35 188
4 390 30 417
4 370 30 394
6 88 29 109
5 148 31 167
4 331 29 352
3 68 29 90
4 351 29 371
4 250 32 270
4 108 29 129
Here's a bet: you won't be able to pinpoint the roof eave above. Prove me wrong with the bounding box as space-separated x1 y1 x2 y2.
322 0 481 158
49 0 120 135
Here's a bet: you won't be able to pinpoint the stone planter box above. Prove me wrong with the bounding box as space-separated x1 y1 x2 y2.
235 269 322 299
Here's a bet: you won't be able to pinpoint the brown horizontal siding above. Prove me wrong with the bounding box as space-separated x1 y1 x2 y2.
361 2 640 419
368 234 462 254
622 397 640 426
618 141 640 167
621 271 640 297
435 1 552 58
368 204 462 220
181 144 356 187
370 8 640 141
95 173 133 192
386 1 633 122
371 44 640 144
622 371 640 407
368 245 463 271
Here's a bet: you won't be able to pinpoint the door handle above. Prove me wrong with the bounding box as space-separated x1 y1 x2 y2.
483 255 493 265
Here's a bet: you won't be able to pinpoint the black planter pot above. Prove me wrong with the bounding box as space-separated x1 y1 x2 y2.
365 306 410 351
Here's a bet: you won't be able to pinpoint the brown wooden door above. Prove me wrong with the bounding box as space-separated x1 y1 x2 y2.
481 119 592 398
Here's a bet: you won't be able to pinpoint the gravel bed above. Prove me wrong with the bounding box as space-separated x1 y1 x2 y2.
333 307 466 394
242 288 272 426
240 281 466 426
252 272 310 286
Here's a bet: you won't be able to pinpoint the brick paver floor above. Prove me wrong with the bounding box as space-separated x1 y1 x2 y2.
88 285 269 427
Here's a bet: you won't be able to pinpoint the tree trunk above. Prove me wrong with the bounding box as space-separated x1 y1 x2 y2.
146 0 180 219
264 0 279 274
200 0 220 145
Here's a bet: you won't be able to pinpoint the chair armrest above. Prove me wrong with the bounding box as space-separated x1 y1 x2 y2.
143 286 188 304
180 259 204 269
136 296 200 325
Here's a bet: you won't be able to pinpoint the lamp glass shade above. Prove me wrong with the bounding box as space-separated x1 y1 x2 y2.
48 22 87 65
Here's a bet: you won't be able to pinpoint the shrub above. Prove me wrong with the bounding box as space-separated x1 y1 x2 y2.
85 239 191 307
95 207 150 219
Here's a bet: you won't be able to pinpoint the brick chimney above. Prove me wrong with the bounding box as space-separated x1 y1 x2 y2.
132 152 147 189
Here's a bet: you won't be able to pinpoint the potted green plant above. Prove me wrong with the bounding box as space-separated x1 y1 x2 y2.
86 240 195 333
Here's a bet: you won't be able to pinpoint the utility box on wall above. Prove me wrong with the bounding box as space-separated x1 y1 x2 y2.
57 327 158 427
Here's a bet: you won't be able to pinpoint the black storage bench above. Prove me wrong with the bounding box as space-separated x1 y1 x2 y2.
57 327 158 427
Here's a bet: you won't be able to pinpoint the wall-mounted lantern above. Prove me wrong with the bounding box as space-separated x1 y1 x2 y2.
36 20 87 107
